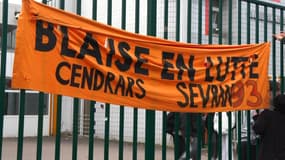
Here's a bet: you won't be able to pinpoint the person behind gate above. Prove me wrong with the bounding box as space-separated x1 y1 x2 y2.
253 93 285 160
166 112 205 160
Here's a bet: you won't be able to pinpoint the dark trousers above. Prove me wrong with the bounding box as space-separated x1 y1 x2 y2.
173 135 186 158
241 141 257 160
173 135 198 160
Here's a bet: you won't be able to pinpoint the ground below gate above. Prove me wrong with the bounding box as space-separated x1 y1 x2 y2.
3 135 210 160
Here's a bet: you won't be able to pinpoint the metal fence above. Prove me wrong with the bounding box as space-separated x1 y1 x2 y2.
0 0 284 160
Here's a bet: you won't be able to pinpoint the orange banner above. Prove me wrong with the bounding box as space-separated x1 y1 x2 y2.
12 0 271 113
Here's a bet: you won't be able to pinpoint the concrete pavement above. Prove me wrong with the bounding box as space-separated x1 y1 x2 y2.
2 135 210 160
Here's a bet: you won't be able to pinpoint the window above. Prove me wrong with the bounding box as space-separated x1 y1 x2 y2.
212 6 219 34
0 28 17 49
205 0 220 35
4 78 49 115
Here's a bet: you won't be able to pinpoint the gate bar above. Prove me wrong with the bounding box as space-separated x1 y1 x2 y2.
88 1 97 160
55 95 62 160
71 3 82 160
185 1 192 160
197 0 203 159
0 0 9 159
118 1 126 159
174 1 181 159
17 90 26 160
132 1 140 160
255 4 260 160
36 92 44 160
162 0 168 159
207 0 213 158
145 0 157 159
36 1 48 159
280 10 284 96
237 1 242 159
246 2 252 160
54 2 65 160
104 1 112 160
228 1 233 160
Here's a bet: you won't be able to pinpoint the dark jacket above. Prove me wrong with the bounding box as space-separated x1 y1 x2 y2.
253 110 285 160
166 112 200 137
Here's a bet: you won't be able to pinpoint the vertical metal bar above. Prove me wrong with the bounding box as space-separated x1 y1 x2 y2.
255 5 260 160
135 0 140 34
237 112 241 160
218 113 222 160
121 0 126 30
92 0 97 21
272 8 277 97
37 4 48 160
162 111 167 160
218 0 223 159
174 113 179 160
218 0 223 44
88 101 95 160
0 0 9 159
17 90 26 160
133 1 140 160
246 2 251 160
187 0 192 43
118 105 124 160
280 10 284 94
118 1 126 159
72 98 79 160
54 1 65 159
88 1 97 160
71 2 81 160
132 108 138 160
174 1 180 159
208 1 213 158
76 0 81 15
186 1 192 160
104 1 112 160
264 7 268 42
247 2 251 45
207 114 214 160
228 1 233 160
162 1 168 160
228 112 232 160
176 0 180 41
237 1 242 159
238 0 241 45
228 1 232 43
104 103 110 160
255 5 259 43
197 115 202 160
145 1 157 159
208 0 212 44
185 114 190 160
197 0 203 159
198 0 202 44
36 93 44 160
55 95 62 160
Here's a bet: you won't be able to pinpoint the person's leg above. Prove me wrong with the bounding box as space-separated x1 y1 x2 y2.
190 137 198 160
211 131 218 159
222 134 228 160
241 141 246 160
177 135 186 159
251 144 256 160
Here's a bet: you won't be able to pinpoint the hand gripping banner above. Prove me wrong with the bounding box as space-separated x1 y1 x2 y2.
12 0 271 113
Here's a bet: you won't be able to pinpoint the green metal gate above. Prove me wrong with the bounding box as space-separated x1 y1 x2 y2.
0 0 284 160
